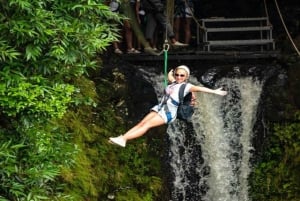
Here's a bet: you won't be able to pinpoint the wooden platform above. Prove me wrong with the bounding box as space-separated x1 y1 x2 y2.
120 49 280 62
118 17 280 64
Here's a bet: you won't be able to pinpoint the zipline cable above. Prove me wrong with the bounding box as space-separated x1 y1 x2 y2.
273 0 300 56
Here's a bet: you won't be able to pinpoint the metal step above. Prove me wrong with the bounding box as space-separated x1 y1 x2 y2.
206 39 275 51
208 39 274 46
201 17 269 23
197 17 275 51
205 26 272 32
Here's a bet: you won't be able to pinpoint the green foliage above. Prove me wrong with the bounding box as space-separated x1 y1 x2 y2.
250 111 300 201
0 0 121 118
0 69 75 118
0 139 24 200
56 74 163 201
0 0 163 200
0 119 77 201
0 0 123 200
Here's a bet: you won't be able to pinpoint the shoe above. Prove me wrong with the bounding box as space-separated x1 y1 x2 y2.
127 48 141 54
109 136 126 147
114 48 123 54
172 41 188 47
144 47 160 56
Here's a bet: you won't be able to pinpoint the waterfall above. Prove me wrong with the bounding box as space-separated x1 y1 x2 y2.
169 77 263 201
139 69 263 201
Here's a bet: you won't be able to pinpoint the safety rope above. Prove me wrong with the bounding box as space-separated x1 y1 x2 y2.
163 41 170 87
163 1 171 87
161 0 173 86
166 0 174 27
273 0 300 56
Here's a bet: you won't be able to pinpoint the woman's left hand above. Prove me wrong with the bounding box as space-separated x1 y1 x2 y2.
215 88 228 96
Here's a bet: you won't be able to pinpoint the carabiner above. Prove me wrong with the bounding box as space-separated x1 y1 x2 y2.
163 40 170 52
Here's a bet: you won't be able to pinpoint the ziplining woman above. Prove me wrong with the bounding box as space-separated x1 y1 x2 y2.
109 65 227 147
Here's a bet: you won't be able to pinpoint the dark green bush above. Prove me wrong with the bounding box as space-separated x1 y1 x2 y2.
250 112 300 201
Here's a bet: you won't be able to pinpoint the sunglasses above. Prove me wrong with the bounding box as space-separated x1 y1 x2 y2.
175 73 185 77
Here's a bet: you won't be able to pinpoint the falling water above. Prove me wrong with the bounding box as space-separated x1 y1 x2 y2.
169 77 262 201
139 68 263 201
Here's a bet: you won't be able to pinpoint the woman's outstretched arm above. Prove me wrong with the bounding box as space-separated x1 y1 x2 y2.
190 85 227 96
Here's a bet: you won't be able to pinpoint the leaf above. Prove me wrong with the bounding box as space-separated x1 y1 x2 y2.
25 44 42 61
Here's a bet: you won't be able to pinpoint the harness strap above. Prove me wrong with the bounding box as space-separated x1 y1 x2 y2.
158 95 172 123
164 105 172 123
178 83 187 104
170 97 179 106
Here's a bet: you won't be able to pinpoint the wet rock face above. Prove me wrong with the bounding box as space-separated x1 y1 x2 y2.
287 66 300 110
197 64 299 122
126 71 158 121
102 61 158 123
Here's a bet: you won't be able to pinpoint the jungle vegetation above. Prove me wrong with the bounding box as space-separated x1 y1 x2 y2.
0 0 162 200
250 111 300 201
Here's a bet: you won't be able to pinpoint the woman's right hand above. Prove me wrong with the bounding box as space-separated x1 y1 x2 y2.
214 88 228 96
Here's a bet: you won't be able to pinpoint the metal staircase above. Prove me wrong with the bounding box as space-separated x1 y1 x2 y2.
196 17 275 51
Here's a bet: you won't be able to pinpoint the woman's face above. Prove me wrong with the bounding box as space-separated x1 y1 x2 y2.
175 69 188 83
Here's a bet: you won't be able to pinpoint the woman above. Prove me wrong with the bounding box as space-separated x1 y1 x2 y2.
109 65 227 147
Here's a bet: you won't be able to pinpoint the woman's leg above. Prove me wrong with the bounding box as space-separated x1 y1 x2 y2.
122 111 165 140
109 111 165 147
123 111 157 135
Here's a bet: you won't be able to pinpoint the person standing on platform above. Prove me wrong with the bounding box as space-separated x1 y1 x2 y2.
141 0 188 48
174 0 194 45
109 0 141 54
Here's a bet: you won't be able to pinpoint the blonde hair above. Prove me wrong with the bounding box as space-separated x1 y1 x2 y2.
175 65 190 78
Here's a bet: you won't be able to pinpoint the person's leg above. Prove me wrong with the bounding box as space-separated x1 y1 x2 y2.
122 111 165 140
123 19 133 51
122 111 157 135
109 111 165 147
113 41 123 54
183 2 193 44
154 12 187 46
184 17 192 44
173 17 181 41
145 13 157 42
154 12 175 40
